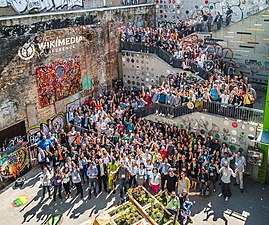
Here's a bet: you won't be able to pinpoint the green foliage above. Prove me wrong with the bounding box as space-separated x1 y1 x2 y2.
114 208 143 225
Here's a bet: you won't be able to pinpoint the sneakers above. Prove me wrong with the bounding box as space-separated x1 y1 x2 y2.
240 189 244 193
218 193 222 197
213 189 216 193
225 197 229 202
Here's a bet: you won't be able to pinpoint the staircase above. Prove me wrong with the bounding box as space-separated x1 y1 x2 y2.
209 7 269 89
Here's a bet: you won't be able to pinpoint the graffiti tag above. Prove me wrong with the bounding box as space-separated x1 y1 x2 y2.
0 0 83 14
27 113 65 145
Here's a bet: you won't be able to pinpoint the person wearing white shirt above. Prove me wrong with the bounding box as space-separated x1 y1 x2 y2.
220 90 229 104
137 163 146 186
217 162 238 201
40 167 51 199
145 160 154 187
128 161 138 188
62 167 71 198
234 150 246 192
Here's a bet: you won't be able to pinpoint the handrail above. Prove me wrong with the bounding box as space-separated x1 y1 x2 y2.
120 41 211 80
134 102 263 124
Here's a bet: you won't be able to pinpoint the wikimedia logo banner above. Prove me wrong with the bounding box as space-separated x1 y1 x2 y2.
18 43 36 61
18 36 83 61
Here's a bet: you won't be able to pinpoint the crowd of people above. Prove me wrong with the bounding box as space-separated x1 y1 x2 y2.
120 23 257 108
158 6 233 33
35 82 247 223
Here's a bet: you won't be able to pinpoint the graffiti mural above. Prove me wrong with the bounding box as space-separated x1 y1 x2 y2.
36 56 82 108
0 144 29 179
27 113 65 145
175 0 268 22
0 0 83 14
0 121 27 153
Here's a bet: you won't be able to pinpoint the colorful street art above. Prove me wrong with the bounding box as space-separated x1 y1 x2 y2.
26 113 65 166
0 144 29 179
0 0 83 14
0 121 27 153
156 0 268 24
36 56 82 108
27 113 65 145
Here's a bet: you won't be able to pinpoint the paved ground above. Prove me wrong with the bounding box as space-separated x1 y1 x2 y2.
0 167 268 225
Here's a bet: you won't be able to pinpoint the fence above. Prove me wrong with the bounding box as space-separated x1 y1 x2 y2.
134 102 264 124
120 41 211 80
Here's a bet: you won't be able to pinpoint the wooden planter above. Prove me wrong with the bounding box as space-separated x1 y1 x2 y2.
94 186 179 225
128 186 178 225
96 200 148 225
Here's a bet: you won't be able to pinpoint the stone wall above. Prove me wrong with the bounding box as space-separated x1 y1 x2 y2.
0 4 156 130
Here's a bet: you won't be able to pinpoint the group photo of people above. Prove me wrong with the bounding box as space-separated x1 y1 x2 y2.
34 78 247 223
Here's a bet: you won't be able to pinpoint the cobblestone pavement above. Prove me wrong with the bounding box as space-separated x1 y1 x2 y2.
0 167 268 225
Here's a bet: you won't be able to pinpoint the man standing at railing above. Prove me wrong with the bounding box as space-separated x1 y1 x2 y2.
226 6 233 26
214 11 223 30
210 84 219 101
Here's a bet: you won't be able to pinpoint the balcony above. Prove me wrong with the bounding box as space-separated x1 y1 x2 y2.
134 102 264 125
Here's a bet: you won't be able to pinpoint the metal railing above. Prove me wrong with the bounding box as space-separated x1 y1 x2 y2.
134 102 264 124
120 41 211 80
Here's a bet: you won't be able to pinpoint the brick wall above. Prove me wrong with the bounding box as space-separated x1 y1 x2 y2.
0 5 156 130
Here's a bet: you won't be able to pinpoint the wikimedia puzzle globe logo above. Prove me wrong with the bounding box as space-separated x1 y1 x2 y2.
18 43 36 61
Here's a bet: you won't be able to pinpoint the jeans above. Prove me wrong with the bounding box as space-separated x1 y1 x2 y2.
129 175 137 188
209 175 216 190
42 186 51 198
75 182 83 198
63 182 71 195
200 182 207 195
89 178 97 196
53 185 62 200
80 168 88 182
226 17 231 26
120 179 127 197
98 175 108 192
183 201 193 214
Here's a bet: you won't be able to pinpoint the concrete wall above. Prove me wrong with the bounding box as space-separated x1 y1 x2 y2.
146 112 259 152
0 4 156 131
211 8 269 88
120 50 201 89
0 0 147 16
156 0 268 24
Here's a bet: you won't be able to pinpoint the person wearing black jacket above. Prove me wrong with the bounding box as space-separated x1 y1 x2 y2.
97 159 108 193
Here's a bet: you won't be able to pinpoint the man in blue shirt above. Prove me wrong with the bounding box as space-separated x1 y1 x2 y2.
226 6 233 26
36 135 54 152
87 162 98 199
210 84 219 101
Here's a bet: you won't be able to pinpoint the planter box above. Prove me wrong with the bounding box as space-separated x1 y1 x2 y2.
94 200 148 225
128 186 179 225
94 186 179 225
